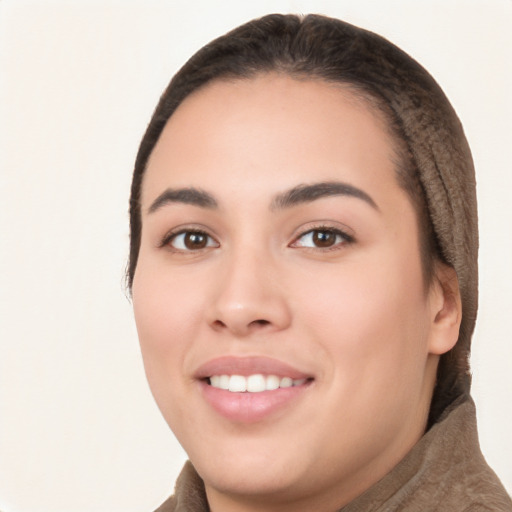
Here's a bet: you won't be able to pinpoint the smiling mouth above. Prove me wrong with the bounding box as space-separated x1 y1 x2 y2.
197 358 314 422
208 374 310 393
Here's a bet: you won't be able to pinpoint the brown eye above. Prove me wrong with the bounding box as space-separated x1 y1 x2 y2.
292 228 353 250
312 230 336 247
184 232 208 249
167 230 219 251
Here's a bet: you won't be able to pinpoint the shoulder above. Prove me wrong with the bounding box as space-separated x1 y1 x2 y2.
153 495 176 512
341 395 512 512
152 461 208 512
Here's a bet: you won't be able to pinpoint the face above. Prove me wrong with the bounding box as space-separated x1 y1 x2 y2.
133 75 451 510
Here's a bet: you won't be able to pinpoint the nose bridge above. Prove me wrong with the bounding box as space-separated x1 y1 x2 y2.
209 239 291 335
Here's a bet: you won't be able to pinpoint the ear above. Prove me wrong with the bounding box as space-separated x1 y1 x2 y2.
427 262 462 355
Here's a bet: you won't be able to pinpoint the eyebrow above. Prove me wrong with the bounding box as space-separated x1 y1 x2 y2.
271 181 379 211
147 181 378 214
148 187 218 213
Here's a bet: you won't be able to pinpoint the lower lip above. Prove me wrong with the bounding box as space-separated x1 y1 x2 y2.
200 381 311 423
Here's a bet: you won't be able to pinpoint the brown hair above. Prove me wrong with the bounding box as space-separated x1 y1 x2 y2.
128 14 478 423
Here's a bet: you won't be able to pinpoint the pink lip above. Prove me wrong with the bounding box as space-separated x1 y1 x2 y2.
195 356 314 424
194 356 311 380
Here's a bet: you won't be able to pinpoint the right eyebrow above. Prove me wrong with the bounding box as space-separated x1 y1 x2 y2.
147 187 218 214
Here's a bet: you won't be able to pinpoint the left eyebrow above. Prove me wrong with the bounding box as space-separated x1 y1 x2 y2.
270 181 379 211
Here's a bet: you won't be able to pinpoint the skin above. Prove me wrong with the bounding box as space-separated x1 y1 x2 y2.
132 74 461 512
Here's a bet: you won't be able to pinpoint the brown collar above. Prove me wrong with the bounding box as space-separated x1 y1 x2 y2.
156 395 511 511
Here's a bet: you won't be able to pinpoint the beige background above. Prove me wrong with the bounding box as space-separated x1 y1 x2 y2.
0 0 511 510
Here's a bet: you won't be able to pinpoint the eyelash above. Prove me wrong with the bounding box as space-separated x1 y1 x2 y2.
290 225 354 251
159 225 354 253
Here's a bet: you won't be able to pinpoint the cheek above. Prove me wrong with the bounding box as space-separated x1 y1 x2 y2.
131 264 205 402
295 248 430 388
133 260 204 343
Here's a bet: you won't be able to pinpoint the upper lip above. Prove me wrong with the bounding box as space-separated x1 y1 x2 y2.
194 356 313 380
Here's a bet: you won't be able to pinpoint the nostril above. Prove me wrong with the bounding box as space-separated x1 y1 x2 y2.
209 315 277 335
251 319 271 327
212 320 227 330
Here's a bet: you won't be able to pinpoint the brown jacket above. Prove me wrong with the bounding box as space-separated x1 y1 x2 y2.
155 395 512 511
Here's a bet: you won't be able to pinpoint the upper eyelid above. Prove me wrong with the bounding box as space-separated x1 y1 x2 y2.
162 223 217 237
290 222 355 242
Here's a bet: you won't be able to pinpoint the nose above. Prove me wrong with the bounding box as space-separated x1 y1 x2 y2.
207 249 292 337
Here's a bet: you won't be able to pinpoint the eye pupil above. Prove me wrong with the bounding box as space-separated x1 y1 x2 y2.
184 232 207 249
312 230 335 247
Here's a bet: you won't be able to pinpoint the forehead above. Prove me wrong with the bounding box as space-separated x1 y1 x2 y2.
142 74 400 207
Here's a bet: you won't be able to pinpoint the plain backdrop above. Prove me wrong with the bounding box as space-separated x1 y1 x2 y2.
0 1 511 511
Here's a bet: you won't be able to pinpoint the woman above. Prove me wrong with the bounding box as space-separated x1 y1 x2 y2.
128 14 512 511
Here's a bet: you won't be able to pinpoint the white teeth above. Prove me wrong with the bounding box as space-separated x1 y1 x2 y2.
219 374 230 390
266 375 280 390
209 374 308 392
280 377 293 388
228 375 247 392
247 374 266 392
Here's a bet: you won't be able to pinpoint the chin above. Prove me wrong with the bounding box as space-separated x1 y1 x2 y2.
190 440 308 498
197 460 305 504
